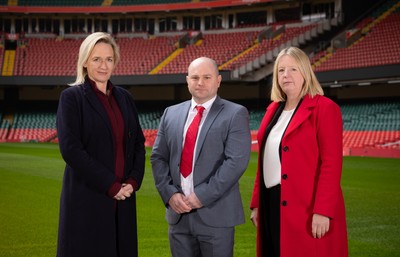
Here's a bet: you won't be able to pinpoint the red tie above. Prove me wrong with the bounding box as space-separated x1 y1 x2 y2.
180 106 205 178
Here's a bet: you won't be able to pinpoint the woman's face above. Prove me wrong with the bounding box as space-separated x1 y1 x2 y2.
277 55 304 99
84 42 115 86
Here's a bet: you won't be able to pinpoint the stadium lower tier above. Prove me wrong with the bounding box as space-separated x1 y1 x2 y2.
1 128 399 158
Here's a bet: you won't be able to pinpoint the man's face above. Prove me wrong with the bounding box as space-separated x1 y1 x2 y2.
186 59 221 104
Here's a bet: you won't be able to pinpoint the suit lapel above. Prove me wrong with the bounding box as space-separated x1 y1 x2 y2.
177 101 192 155
284 94 318 138
195 96 223 159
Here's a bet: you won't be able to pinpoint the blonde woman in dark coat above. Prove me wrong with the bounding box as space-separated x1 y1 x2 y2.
56 32 145 257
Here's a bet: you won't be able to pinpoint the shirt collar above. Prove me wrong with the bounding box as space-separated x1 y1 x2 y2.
190 95 217 112
88 77 113 96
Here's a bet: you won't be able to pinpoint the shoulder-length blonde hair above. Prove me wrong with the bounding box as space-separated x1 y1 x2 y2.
270 46 323 102
69 32 120 86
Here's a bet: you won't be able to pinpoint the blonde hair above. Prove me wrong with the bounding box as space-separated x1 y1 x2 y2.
270 46 323 102
70 32 120 86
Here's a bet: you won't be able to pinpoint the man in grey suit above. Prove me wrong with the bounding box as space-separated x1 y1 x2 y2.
151 57 251 257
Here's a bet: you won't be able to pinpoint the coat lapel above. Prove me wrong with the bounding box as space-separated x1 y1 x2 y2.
82 82 113 135
284 94 318 138
113 88 139 162
113 88 132 138
113 87 126 117
257 101 280 144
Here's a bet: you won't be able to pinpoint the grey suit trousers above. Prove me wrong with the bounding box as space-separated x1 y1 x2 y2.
168 211 234 257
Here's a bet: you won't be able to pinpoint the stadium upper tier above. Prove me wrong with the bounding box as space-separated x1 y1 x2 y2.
2 3 398 77
11 23 318 76
313 3 400 72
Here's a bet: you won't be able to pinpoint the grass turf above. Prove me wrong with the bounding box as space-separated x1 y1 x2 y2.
0 143 399 256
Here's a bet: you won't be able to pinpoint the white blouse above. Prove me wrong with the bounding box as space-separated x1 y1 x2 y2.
263 109 295 188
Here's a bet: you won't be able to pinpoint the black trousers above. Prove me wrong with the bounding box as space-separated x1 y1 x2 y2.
261 184 280 257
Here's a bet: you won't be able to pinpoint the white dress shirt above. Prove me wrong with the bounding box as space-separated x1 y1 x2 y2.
181 96 216 196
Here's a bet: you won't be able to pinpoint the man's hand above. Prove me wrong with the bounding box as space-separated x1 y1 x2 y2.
168 193 192 214
184 193 203 209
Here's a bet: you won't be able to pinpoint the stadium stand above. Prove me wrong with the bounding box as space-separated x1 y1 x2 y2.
0 120 9 141
0 0 399 158
115 35 182 75
313 2 400 71
2 100 398 154
14 38 80 76
0 46 4 74
0 108 6 141
341 100 400 149
158 30 262 74
222 24 317 71
10 22 328 77
8 2 397 77
139 110 163 130
17 0 104 6
4 102 57 143
112 0 190 5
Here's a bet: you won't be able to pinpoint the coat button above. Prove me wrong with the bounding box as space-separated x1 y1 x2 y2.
282 200 287 206
282 174 288 180
283 146 289 152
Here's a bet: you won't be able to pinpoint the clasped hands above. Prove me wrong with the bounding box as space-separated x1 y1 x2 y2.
113 183 133 201
168 193 203 214
250 208 330 239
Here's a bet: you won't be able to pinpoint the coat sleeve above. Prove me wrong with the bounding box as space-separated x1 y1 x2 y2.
250 167 260 209
312 98 343 219
125 91 146 191
57 88 115 193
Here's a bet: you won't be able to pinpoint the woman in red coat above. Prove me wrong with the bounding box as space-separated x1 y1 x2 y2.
250 47 348 257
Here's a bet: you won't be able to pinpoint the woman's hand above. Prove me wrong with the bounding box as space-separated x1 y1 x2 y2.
250 208 258 227
114 183 134 200
312 213 330 238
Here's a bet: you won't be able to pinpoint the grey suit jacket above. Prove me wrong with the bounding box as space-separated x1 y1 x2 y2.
151 96 251 227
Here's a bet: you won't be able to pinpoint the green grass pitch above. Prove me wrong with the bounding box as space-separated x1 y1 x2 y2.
0 143 399 256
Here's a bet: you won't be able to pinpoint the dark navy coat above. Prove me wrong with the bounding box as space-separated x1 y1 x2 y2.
56 80 145 257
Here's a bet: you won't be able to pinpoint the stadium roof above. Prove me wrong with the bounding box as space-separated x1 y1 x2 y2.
0 0 280 14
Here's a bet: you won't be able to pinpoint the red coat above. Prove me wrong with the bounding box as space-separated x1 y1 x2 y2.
250 94 348 257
